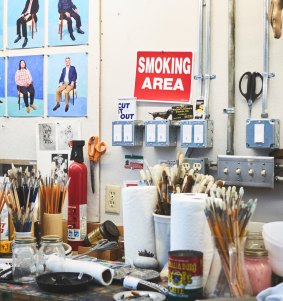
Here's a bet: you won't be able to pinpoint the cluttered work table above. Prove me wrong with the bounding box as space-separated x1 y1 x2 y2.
0 281 256 301
0 281 123 301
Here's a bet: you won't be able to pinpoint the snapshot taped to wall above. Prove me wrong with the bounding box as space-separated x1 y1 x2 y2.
48 0 88 47
7 0 44 49
47 53 87 117
7 55 44 117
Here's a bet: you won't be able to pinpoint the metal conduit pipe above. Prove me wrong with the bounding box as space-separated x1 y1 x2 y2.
226 0 235 155
204 0 211 119
262 0 269 118
196 0 204 98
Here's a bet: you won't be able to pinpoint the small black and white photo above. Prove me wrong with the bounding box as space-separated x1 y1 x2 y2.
57 122 80 150
38 123 56 151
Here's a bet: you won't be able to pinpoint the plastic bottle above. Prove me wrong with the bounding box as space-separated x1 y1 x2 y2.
67 140 87 251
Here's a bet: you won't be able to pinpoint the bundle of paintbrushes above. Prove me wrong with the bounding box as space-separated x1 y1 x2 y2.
39 173 69 215
204 186 257 297
140 152 224 215
4 165 41 232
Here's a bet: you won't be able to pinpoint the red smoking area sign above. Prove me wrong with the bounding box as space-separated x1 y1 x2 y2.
134 51 193 103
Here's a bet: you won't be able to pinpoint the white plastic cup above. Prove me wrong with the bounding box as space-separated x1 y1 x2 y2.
153 213 171 271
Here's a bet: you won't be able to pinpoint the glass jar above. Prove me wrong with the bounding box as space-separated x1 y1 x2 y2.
244 232 272 296
12 237 38 283
205 235 252 298
38 235 65 274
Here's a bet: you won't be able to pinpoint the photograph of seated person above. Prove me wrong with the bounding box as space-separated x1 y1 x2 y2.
14 0 39 48
53 57 77 113
58 0 84 41
15 59 36 113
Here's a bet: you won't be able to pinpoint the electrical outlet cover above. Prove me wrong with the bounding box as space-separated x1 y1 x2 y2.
105 185 121 214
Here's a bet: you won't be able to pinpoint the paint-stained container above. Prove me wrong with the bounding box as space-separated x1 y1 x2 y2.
168 250 204 300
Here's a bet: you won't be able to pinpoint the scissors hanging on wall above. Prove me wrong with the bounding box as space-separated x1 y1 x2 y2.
239 71 263 119
88 136 107 194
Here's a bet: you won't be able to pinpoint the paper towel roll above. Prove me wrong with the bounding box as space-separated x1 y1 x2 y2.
45 256 113 286
122 186 158 266
170 193 213 286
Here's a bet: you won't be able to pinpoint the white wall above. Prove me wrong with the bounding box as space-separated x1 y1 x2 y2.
1 0 283 225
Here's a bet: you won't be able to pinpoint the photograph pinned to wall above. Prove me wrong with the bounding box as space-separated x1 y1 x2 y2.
36 121 81 176
47 53 87 117
7 55 44 117
7 0 44 49
48 0 88 47
38 123 56 151
0 57 5 117
57 121 81 150
0 0 3 50
51 153 68 178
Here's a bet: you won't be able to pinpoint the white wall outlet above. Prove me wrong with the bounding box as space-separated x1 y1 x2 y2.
181 160 191 178
193 162 202 172
105 184 121 214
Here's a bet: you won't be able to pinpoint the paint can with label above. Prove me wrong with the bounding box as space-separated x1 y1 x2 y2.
168 250 204 300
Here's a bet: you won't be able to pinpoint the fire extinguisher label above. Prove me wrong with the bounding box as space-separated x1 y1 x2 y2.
80 204 87 239
67 204 87 241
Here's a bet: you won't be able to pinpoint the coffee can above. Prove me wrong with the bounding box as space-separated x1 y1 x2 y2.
168 250 203 300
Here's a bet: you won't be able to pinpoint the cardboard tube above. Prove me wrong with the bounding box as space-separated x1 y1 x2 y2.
43 213 63 238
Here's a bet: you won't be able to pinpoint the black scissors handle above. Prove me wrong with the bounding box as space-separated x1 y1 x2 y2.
250 72 263 101
239 71 263 102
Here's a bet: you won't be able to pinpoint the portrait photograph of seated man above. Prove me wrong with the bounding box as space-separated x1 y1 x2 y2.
7 0 44 49
7 55 44 117
48 0 88 47
47 53 87 117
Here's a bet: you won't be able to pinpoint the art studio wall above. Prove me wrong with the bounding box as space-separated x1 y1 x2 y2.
0 0 283 225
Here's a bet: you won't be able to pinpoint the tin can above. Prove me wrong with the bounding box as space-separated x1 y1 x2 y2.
168 250 203 300
84 220 119 246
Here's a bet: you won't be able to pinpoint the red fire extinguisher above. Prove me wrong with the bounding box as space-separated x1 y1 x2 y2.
68 140 87 251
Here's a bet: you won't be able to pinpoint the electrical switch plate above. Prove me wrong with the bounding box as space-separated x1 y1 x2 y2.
218 155 274 188
246 119 280 149
180 119 213 148
105 185 121 214
144 120 178 147
112 120 144 146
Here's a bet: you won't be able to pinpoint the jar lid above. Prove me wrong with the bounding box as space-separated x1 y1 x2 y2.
247 231 263 238
245 248 268 257
15 237 36 244
100 220 119 240
41 235 62 243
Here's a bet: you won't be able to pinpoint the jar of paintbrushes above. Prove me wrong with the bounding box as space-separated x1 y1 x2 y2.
39 175 69 239
204 187 257 298
5 166 40 238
